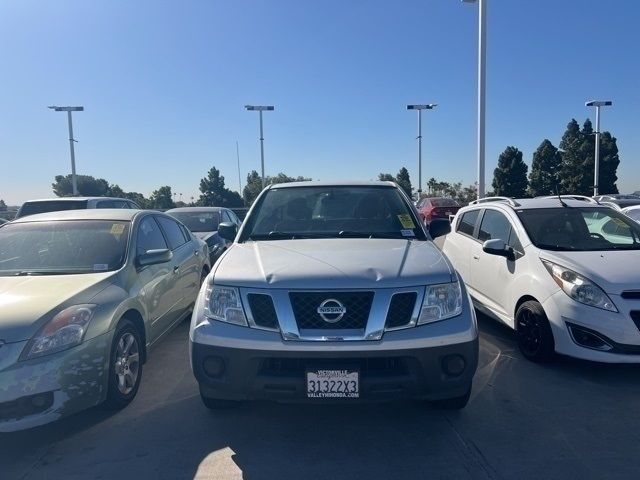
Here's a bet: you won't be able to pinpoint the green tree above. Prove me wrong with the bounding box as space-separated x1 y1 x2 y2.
52 174 110 197
149 186 175 209
198 166 227 206
243 170 263 206
598 131 620 194
0 199 6 212
378 173 395 182
124 192 150 209
559 119 585 194
107 184 126 198
492 146 528 197
395 167 412 198
528 139 562 197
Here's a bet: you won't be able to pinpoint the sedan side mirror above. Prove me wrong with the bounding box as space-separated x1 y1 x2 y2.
482 239 515 261
137 248 173 267
218 222 238 242
428 218 451 239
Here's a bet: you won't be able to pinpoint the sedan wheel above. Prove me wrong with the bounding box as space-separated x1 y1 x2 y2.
105 319 143 409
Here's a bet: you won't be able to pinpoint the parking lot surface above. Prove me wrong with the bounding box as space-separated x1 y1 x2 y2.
2 314 640 480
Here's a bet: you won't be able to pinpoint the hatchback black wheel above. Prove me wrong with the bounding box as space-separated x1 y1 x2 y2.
515 300 555 363
104 319 143 409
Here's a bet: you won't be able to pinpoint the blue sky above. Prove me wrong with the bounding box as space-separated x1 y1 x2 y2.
1 0 639 205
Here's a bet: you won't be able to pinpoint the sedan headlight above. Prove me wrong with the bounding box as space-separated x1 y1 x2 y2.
204 285 248 326
541 260 617 312
21 304 96 360
418 281 463 325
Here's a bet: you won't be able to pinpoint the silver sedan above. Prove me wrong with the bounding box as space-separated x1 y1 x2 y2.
0 209 210 432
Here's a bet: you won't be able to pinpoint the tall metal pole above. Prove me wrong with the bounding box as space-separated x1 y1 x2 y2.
67 111 78 196
259 111 265 189
236 141 242 192
418 109 423 196
477 0 487 199
594 106 601 197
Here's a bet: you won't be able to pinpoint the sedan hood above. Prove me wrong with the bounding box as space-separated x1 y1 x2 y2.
213 239 454 289
542 250 640 294
0 273 115 343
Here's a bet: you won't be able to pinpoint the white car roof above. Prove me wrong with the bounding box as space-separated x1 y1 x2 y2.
267 180 396 189
11 209 142 223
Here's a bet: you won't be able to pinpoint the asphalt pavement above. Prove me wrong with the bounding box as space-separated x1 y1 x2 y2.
2 314 640 480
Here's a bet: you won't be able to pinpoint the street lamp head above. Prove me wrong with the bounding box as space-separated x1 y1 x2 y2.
48 106 84 112
245 105 275 111
585 100 612 107
407 104 438 110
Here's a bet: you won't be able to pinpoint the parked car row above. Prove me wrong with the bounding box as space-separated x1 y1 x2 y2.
2 185 640 433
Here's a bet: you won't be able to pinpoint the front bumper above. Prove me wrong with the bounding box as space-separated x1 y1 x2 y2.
0 332 111 432
190 312 478 402
543 291 640 363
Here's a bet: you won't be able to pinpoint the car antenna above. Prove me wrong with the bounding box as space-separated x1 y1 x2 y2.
555 185 568 208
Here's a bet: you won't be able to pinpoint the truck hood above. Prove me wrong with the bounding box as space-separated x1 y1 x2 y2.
0 273 115 343
541 250 640 294
213 239 454 289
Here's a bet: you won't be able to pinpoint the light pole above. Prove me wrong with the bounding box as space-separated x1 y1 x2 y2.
48 105 84 196
462 0 487 199
407 104 438 198
245 105 275 189
585 100 613 196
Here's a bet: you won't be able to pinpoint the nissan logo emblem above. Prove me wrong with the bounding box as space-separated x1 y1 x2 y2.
317 299 347 323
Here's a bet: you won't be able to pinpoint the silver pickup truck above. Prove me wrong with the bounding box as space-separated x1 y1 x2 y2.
189 181 478 409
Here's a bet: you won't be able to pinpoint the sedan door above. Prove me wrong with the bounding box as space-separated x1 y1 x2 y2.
134 215 179 344
156 216 201 320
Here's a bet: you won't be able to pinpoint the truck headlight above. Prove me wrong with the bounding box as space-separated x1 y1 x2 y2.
542 260 617 312
204 285 248 326
21 304 96 360
418 281 463 325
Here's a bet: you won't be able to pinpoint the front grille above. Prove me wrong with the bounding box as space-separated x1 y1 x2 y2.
622 291 640 299
289 291 374 329
259 357 409 377
630 311 640 332
385 292 417 329
247 294 279 330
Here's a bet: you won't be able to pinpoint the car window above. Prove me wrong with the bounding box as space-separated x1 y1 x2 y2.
228 210 241 225
478 210 512 242
156 216 188 250
179 224 192 242
508 228 523 253
168 211 220 232
457 210 480 237
18 200 88 217
625 209 640 223
97 200 117 208
136 216 168 256
517 207 640 251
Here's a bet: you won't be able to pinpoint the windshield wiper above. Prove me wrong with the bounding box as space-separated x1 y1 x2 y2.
337 231 408 239
248 231 312 240
8 270 87 276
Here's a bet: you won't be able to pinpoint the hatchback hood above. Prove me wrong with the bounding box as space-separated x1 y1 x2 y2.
213 239 454 289
541 250 640 294
0 273 115 343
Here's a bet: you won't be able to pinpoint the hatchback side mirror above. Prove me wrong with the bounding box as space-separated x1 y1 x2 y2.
428 218 451 239
137 248 173 267
218 222 238 242
482 239 515 261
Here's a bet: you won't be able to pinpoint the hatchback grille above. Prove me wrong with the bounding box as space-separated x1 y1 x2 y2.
247 294 279 330
385 292 418 329
289 291 374 329
630 311 640 332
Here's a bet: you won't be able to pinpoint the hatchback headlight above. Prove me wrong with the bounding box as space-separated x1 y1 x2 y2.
418 281 463 325
542 260 617 312
21 304 96 360
204 285 248 326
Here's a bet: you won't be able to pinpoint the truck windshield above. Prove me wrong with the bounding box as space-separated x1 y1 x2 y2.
241 186 425 241
517 207 640 251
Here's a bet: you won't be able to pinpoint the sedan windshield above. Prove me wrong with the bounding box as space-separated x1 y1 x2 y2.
168 211 220 232
241 186 426 241
0 220 130 275
517 207 640 251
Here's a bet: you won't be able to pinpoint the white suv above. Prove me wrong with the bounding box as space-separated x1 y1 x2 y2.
441 196 640 363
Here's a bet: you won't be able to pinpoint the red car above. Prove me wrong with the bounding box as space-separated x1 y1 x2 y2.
416 197 460 225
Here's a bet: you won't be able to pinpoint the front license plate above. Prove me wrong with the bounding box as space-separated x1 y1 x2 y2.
306 369 359 398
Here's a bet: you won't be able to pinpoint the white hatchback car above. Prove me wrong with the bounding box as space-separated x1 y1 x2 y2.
441 196 640 363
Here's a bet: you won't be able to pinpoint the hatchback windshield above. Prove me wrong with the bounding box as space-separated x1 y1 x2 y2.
18 200 88 218
242 186 425 240
517 207 640 251
0 220 130 275
168 211 220 232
